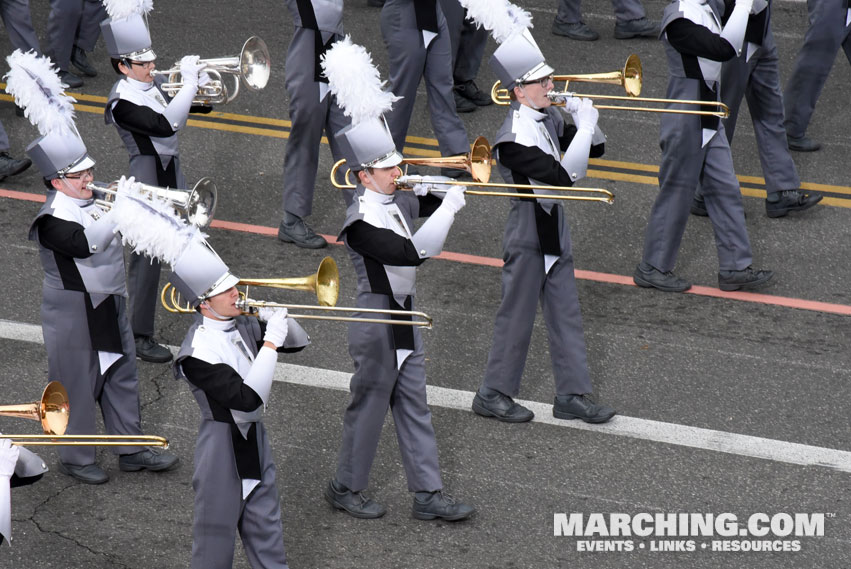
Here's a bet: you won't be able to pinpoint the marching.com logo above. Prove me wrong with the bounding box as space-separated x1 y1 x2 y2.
553 512 828 552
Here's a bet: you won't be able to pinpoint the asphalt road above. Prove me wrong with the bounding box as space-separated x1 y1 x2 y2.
0 1 849 568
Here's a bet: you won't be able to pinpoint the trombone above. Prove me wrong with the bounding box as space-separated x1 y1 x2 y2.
0 382 169 448
329 137 614 204
159 257 434 328
491 54 730 118
88 177 218 229
151 36 271 105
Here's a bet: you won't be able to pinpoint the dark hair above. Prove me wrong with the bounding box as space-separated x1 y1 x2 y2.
43 178 54 190
111 58 125 75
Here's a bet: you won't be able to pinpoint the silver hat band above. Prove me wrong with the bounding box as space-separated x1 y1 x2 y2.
364 149 399 169
517 62 550 84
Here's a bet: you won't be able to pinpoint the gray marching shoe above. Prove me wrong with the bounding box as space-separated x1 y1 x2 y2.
57 462 109 484
614 17 659 39
717 266 773 292
633 262 691 292
277 216 328 249
324 479 386 519
412 491 475 521
552 20 599 41
553 394 616 423
135 336 173 363
118 448 179 472
472 389 534 423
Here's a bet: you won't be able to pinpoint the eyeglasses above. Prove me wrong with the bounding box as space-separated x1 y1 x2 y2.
63 168 94 180
128 60 155 68
523 75 554 88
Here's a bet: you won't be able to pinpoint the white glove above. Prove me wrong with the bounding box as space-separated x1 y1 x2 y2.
256 304 278 323
411 175 455 196
262 308 289 348
575 98 599 135
0 440 18 478
115 175 141 196
558 94 582 115
440 186 466 214
198 71 213 88
179 55 205 88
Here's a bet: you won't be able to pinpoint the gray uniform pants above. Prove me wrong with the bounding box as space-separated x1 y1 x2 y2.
41 290 144 466
483 202 593 398
47 0 104 70
380 0 469 157
281 28 348 219
127 155 185 338
439 0 487 85
783 0 851 138
0 0 41 53
335 292 442 493
644 123 753 273
0 121 8 153
191 422 288 569
697 26 800 199
555 0 645 24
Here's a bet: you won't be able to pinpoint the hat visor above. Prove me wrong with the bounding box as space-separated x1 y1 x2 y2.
370 151 403 169
65 155 96 174
206 273 240 299
522 63 555 84
126 48 156 62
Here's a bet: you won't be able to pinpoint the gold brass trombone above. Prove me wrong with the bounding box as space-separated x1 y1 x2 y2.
88 177 218 229
400 136 493 183
160 257 433 328
491 54 730 118
152 36 271 105
0 382 169 448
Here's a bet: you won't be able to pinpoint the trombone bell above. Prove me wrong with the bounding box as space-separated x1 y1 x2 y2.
238 256 340 307
400 137 492 183
0 381 69 435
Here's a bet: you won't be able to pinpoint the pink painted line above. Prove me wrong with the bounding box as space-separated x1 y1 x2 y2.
5 188 851 316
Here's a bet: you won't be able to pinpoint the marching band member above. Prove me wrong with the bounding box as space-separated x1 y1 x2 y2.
634 0 773 293
278 0 348 249
170 240 309 569
101 0 209 363
457 3 616 424
321 38 474 521
7 50 179 484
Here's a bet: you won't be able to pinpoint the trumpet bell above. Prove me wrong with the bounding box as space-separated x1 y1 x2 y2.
0 381 70 435
240 36 271 91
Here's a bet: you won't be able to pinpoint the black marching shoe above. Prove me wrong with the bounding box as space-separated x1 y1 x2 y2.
614 17 659 39
118 448 179 472
455 80 493 106
472 389 534 423
717 266 773 292
71 45 98 77
453 91 477 113
633 262 691 292
786 134 820 152
765 190 822 218
551 20 599 41
0 152 32 182
277 217 328 249
58 70 83 88
324 479 386 519
553 394 616 423
57 462 109 485
412 491 475 522
690 195 708 217
135 336 173 363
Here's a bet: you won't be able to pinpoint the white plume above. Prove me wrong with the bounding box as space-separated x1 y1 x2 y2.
457 0 532 44
108 176 207 266
103 0 153 20
4 50 77 136
321 36 400 125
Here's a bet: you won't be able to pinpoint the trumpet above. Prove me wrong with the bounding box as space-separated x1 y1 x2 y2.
0 382 169 448
491 54 730 118
88 177 217 229
152 36 271 105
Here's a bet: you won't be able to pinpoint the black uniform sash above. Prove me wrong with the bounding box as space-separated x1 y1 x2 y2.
295 0 338 83
414 0 438 33
231 422 262 482
390 295 415 352
84 294 123 354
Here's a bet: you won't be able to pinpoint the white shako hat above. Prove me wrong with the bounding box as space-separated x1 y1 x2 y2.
100 1 156 62
169 240 240 308
27 130 96 180
321 36 402 171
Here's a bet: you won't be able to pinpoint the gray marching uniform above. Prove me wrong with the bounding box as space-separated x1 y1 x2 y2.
29 190 144 466
380 0 469 157
783 0 851 139
642 0 753 274
47 0 104 71
0 0 41 54
555 0 645 24
482 103 594 398
281 0 348 219
697 0 799 200
175 315 309 569
438 0 487 86
105 76 188 339
334 187 443 493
